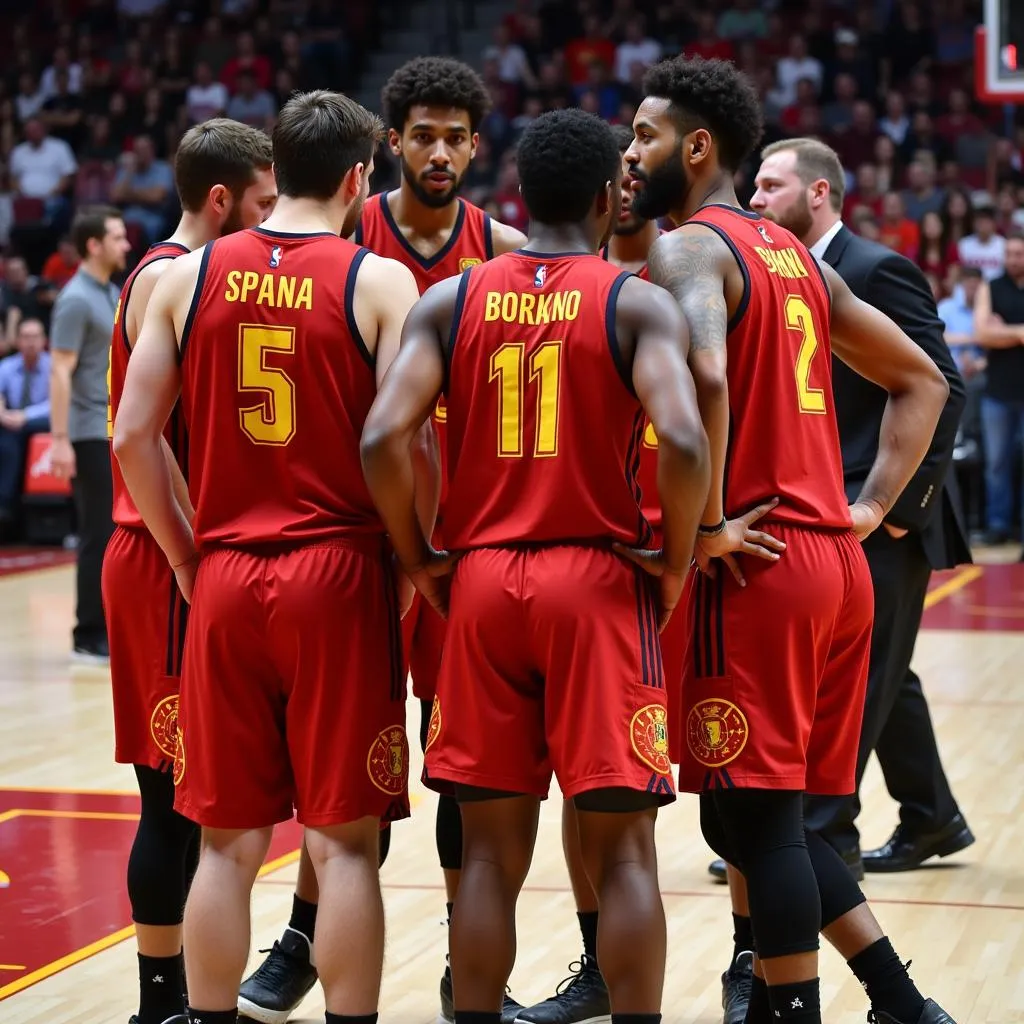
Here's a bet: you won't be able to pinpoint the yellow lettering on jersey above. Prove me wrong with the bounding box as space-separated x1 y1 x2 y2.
482 290 581 325
643 421 658 448
754 246 808 280
224 270 313 310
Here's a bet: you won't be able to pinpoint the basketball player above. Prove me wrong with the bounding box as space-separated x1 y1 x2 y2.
517 123 666 1024
114 90 428 1024
624 56 956 1024
361 108 713 1024
241 56 527 1024
102 118 276 1024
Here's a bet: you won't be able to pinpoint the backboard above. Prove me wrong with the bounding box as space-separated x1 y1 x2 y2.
976 0 1024 102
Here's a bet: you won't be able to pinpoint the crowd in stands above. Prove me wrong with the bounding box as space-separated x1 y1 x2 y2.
0 0 1021 544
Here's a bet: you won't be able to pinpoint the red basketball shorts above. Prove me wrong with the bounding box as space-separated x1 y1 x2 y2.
401 592 447 703
102 526 186 771
678 525 872 796
660 600 686 764
423 545 676 804
174 539 410 830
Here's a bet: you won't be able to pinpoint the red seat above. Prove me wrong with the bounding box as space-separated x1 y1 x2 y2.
22 433 72 497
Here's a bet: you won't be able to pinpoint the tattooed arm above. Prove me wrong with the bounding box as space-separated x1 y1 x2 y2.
647 224 732 529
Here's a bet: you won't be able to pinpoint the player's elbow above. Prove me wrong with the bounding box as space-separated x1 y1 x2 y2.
359 415 403 476
657 418 711 480
689 348 728 398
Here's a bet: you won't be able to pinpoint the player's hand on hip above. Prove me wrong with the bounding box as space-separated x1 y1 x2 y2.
697 498 785 586
848 500 884 541
611 543 690 631
172 553 200 604
408 547 459 620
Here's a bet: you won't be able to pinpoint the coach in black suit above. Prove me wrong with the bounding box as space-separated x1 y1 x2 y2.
753 139 975 872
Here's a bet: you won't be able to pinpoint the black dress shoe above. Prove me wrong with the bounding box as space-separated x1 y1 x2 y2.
868 997 957 1022
863 814 974 873
709 858 727 882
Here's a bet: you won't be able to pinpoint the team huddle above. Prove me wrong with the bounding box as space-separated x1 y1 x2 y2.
104 54 956 1024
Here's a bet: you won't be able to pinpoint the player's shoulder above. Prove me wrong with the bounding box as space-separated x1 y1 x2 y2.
647 222 734 275
484 214 528 257
355 248 417 289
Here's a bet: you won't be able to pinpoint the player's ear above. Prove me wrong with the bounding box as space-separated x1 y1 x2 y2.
469 131 479 161
687 128 713 167
208 184 230 219
597 179 613 218
388 127 402 157
344 162 366 201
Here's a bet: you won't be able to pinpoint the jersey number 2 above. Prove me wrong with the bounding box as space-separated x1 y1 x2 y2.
786 295 826 415
238 324 296 445
489 341 562 458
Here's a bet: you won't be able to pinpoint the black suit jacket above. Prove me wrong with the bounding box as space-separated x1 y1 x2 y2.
822 225 972 571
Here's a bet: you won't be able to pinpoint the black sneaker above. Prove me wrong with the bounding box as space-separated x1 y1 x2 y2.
438 963 524 1024
237 927 318 1024
721 950 754 1024
868 999 957 1023
128 1012 188 1023
514 954 611 1024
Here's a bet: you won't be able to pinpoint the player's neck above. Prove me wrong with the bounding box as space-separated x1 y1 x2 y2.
260 195 347 237
390 184 461 238
608 221 660 267
673 174 739 225
167 213 218 253
525 222 598 255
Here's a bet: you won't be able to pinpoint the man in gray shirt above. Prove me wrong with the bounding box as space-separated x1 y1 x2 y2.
50 205 130 662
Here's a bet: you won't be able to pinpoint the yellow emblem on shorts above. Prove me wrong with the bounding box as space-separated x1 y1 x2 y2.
150 695 179 760
173 731 185 786
434 396 447 422
367 725 410 795
424 696 442 753
686 699 748 768
630 704 672 775
459 257 482 272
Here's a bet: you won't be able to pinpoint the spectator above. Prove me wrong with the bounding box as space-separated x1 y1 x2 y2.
822 73 859 134
879 91 911 147
973 234 1024 545
614 16 661 84
829 28 876 99
40 237 81 291
918 210 957 284
40 46 83 100
9 118 77 220
48 206 130 662
844 163 885 220
684 12 735 62
564 15 616 85
832 100 881 172
186 62 229 125
938 265 986 388
221 31 273 93
1 258 44 355
14 73 46 125
873 133 901 194
226 70 277 130
958 205 1007 280
485 23 537 90
903 159 945 221
41 71 86 152
0 318 51 530
109 136 175 245
879 191 921 258
774 36 823 109
941 185 974 247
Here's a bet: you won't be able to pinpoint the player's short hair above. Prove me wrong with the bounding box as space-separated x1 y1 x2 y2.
175 118 273 213
517 109 620 224
761 137 846 211
273 90 385 202
642 57 763 172
71 205 123 258
381 56 491 134
609 123 635 153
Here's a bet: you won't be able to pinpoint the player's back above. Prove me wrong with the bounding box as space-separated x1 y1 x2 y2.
688 206 850 529
108 241 189 528
180 227 382 548
443 250 651 550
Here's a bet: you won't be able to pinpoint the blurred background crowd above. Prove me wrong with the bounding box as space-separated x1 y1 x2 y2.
0 0 1021 549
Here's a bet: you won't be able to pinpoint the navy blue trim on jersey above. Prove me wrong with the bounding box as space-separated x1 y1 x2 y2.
178 241 213 363
483 214 494 260
624 408 652 547
446 268 472 356
600 244 610 261
604 269 636 396
687 219 751 333
345 247 374 370
514 248 595 259
381 193 467 270
252 226 335 239
807 251 833 313
354 219 364 245
120 245 187 352
703 203 762 221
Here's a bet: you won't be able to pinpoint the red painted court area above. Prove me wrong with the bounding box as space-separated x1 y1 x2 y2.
0 788 302 1000
921 563 1024 631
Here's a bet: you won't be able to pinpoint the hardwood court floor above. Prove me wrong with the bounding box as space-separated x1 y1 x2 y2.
0 556 1021 1024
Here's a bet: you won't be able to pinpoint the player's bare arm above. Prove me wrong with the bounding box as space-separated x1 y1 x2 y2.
361 275 458 617
647 224 784 582
822 261 950 538
973 279 1024 347
124 258 195 524
489 219 529 256
113 252 204 599
613 276 710 626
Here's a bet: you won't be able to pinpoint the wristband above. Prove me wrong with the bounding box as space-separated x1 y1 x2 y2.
698 516 727 537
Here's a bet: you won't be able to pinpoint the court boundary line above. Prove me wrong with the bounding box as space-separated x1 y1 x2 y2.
922 565 984 610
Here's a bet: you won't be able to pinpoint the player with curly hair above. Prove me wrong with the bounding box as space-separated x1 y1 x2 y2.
237 57 527 1024
624 56 956 1024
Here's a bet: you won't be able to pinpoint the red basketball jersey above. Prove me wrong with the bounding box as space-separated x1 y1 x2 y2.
442 251 652 550
356 193 495 519
109 241 190 528
685 206 850 529
179 228 383 549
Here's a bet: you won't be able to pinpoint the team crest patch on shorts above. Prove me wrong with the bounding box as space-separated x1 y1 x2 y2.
367 725 410 795
459 257 482 272
173 731 185 786
149 695 179 759
630 704 672 775
686 699 748 768
424 696 442 753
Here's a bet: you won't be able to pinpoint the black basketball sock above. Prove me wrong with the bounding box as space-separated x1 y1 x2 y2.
289 894 317 941
325 1015 378 1024
187 1008 236 1024
577 910 599 964
743 972 771 1024
138 952 185 1024
446 901 454 925
766 979 820 1021
610 1015 661 1023
732 912 755 963
453 1013 500 1024
848 937 925 1023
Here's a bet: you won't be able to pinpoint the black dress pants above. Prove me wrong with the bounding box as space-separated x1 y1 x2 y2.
71 439 113 648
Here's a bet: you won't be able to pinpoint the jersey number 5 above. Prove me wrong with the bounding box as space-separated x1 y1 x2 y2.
238 324 296 445
786 295 826 415
489 341 562 458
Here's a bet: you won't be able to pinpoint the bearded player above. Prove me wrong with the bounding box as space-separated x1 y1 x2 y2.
115 90 428 1024
102 118 276 1024
625 56 956 1024
239 57 528 1024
